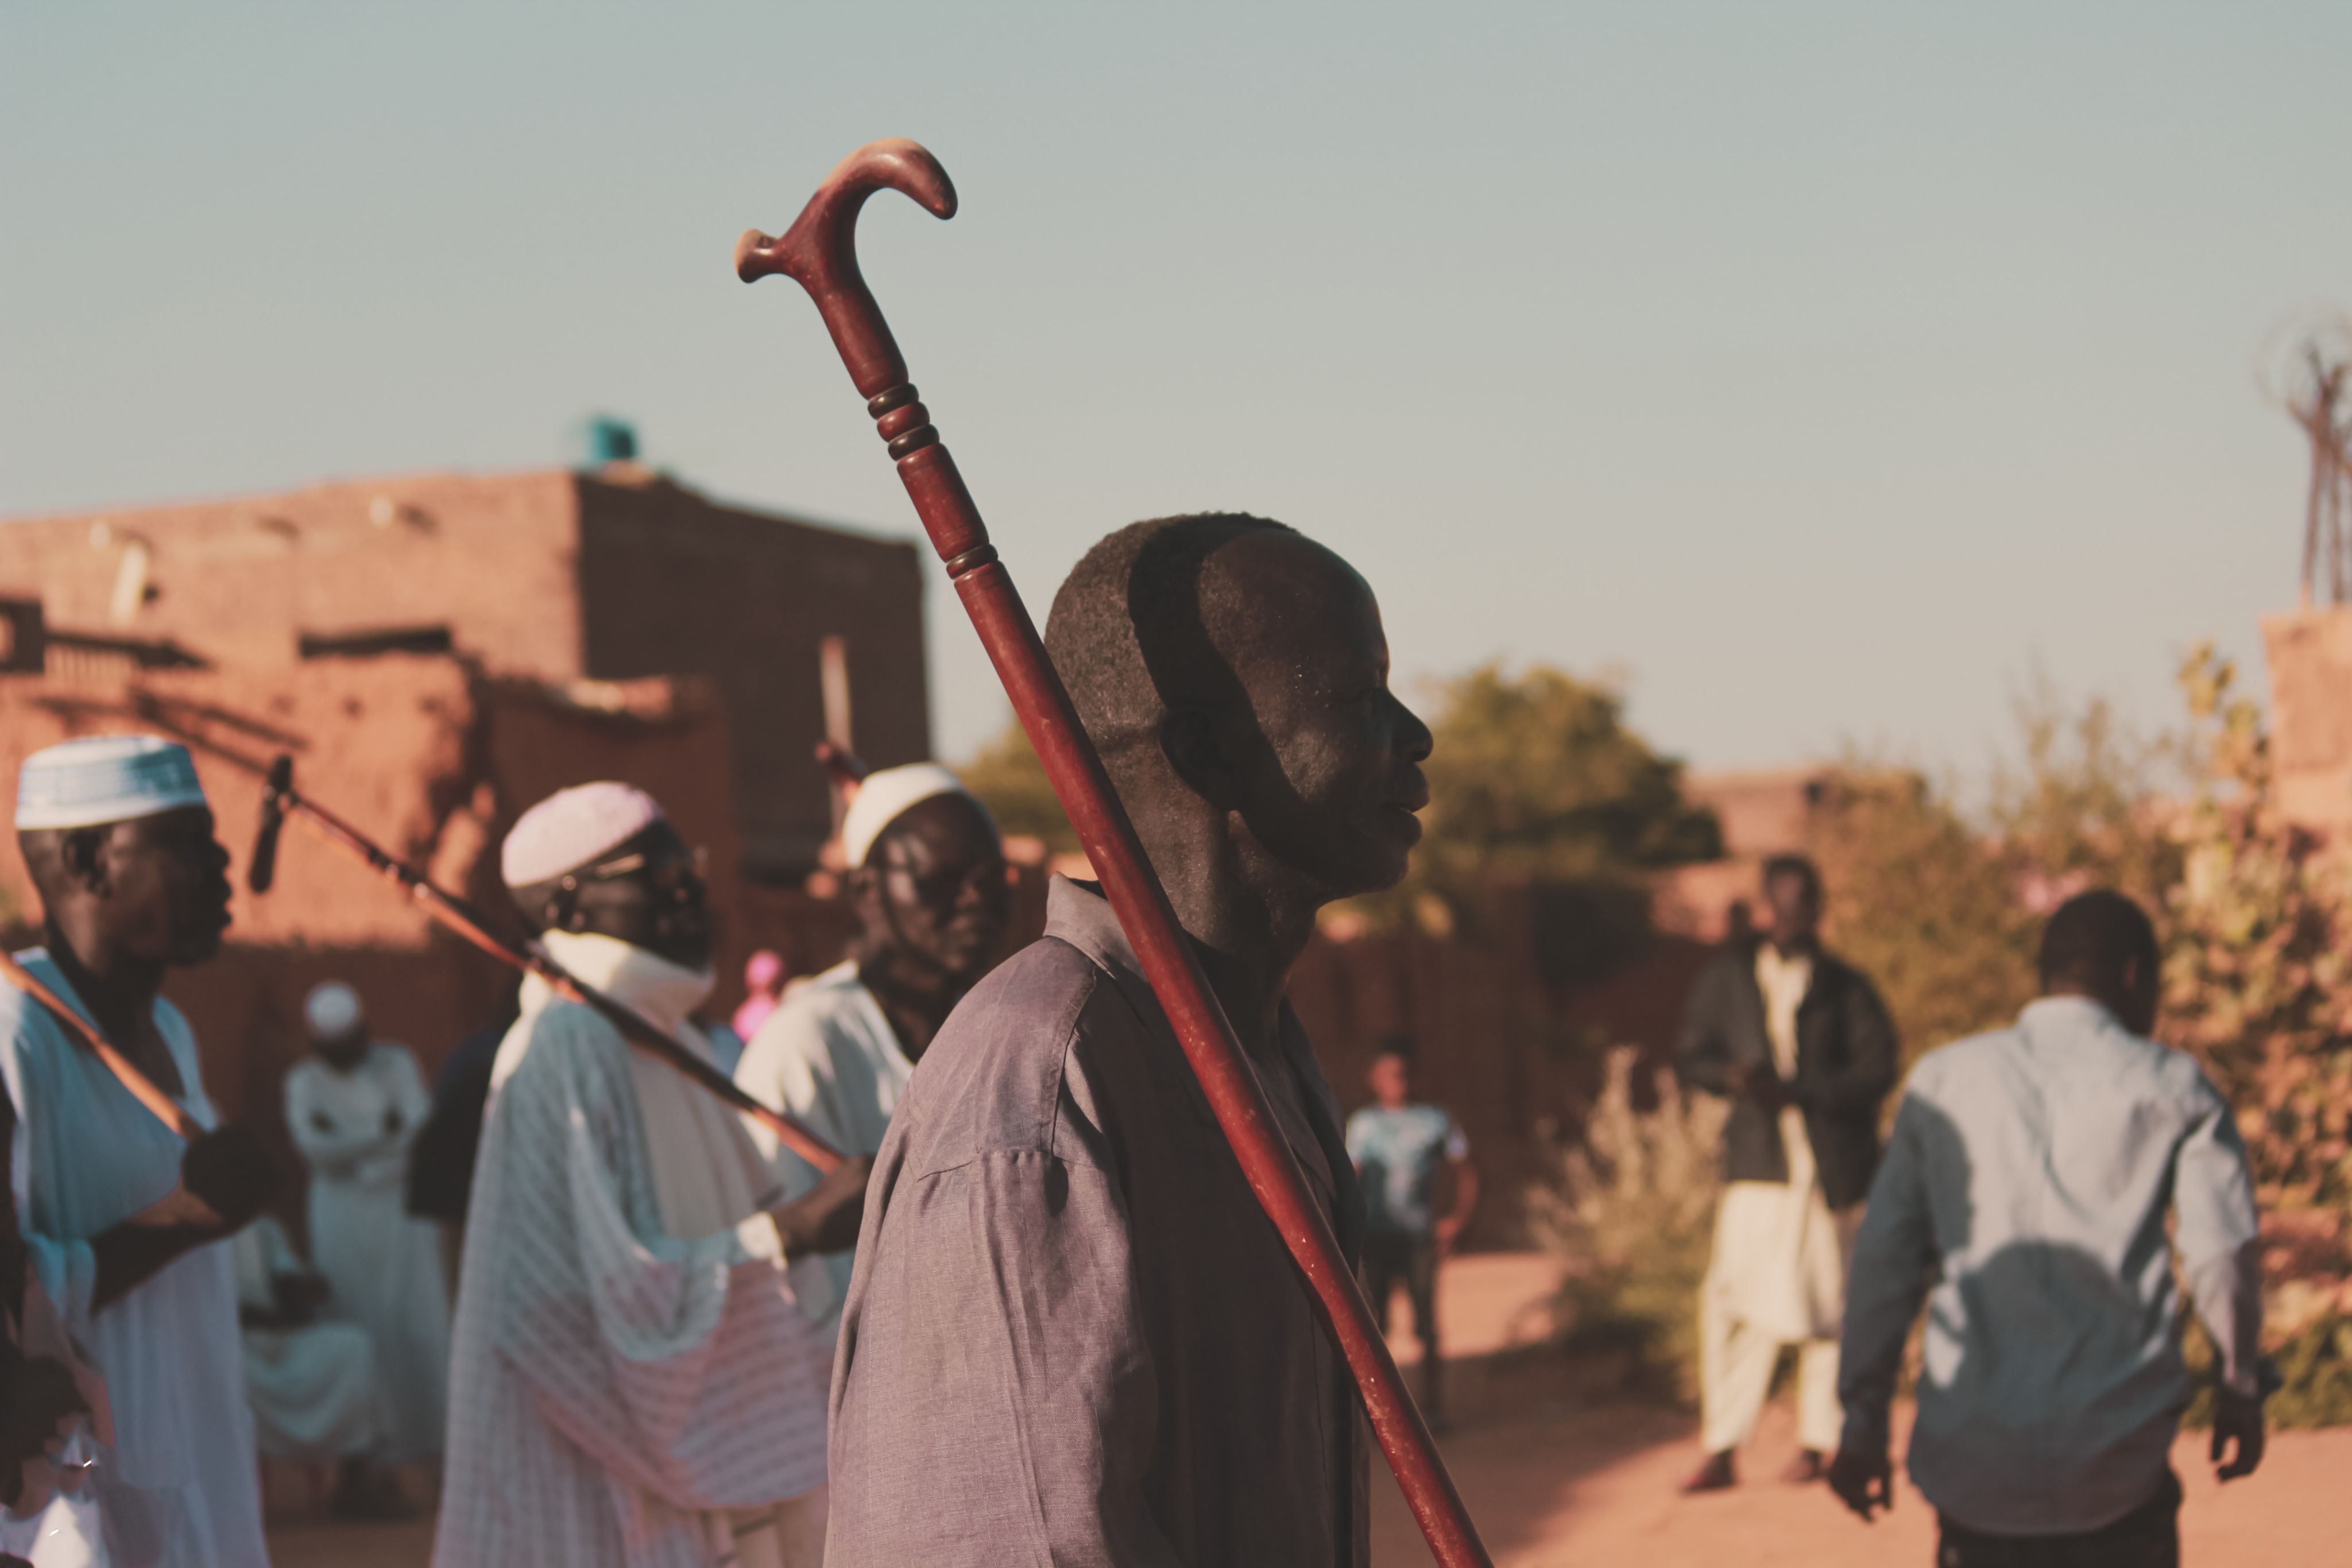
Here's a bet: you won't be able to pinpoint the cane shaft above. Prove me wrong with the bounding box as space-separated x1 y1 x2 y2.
0 951 201 1140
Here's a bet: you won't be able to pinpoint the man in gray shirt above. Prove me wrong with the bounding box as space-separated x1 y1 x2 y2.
825 513 1433 1567
1831 891 2270 1566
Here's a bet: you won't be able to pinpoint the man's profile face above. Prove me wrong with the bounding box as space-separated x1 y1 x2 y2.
1210 535 1433 900
861 795 1011 986
1762 868 1821 953
94 806 234 966
562 820 714 972
1369 1052 1411 1109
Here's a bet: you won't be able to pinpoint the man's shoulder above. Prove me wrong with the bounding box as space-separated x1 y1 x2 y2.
494 997 633 1098
749 963 873 1058
1904 1025 2021 1095
1812 948 1885 998
888 936 1120 1171
1697 943 1758 984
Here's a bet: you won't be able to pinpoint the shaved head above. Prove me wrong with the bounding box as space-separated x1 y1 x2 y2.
1043 510 1430 905
1045 511 1298 764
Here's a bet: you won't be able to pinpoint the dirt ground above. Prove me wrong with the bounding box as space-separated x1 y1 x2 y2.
265 1252 2351 1567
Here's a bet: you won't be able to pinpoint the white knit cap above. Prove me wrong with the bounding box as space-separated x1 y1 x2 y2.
502 782 666 888
841 762 992 869
304 980 363 1040
16 734 208 831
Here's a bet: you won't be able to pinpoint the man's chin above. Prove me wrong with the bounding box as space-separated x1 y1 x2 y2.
173 928 227 966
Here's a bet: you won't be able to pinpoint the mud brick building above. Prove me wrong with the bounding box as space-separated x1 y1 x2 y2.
0 466 931 880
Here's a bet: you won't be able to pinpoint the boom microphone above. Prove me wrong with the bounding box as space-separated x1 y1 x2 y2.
249 754 292 894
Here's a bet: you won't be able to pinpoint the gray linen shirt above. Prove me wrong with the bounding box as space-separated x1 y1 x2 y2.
1838 996 2264 1536
825 878 1370 1567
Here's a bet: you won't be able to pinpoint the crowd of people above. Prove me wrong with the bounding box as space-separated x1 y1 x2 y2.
0 511 2284 1568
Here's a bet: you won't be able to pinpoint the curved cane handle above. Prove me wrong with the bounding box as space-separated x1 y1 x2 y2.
736 138 958 398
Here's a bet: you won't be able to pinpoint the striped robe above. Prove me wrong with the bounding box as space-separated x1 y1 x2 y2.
432 933 829 1568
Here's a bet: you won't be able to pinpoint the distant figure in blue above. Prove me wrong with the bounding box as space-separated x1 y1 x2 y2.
1346 1035 1477 1430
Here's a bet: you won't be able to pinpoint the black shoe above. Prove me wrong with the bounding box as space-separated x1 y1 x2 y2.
1679 1451 1736 1495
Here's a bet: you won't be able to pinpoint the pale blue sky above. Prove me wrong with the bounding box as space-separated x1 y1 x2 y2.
5 3 2346 771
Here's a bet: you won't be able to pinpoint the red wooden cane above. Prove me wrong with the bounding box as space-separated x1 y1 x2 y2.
738 139 1491 1568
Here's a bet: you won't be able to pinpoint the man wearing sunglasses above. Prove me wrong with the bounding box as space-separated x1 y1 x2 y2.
434 783 870 1568
734 763 1009 1343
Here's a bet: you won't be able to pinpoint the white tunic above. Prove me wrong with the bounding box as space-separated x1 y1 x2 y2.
732 962 914 1341
1704 946 1852 1342
283 1041 448 1462
0 948 269 1568
432 931 830 1568
232 1216 381 1461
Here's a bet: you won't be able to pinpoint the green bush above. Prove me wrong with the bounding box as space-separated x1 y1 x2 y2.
1529 1047 1724 1402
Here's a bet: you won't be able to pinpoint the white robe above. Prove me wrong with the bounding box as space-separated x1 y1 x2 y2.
1697 945 1856 1453
732 961 914 1342
432 931 830 1568
232 1216 381 1462
0 948 269 1568
283 1042 448 1462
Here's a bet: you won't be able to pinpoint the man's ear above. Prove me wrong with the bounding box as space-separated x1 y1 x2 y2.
59 826 113 898
1158 703 1245 810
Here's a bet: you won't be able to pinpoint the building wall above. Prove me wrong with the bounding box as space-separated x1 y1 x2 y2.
573 475 931 878
0 473 585 675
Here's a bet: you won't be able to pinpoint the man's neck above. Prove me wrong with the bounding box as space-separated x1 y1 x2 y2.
44 920 163 1056
1150 830 1321 1058
856 947 964 1058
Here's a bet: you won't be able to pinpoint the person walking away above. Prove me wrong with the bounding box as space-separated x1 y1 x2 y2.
0 735 277 1566
1345 1036 1476 1430
432 783 870 1568
283 981 449 1477
1831 889 2271 1566
733 763 1009 1341
1676 853 1897 1492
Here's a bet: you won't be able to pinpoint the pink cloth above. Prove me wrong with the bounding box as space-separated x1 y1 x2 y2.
732 994 779 1044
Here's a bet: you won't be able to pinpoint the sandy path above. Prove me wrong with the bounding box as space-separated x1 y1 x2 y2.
265 1251 2351 1566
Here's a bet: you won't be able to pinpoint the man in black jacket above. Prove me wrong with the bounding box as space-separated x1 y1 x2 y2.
1676 853 1897 1493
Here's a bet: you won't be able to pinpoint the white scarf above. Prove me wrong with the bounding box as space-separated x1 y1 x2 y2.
529 931 778 1237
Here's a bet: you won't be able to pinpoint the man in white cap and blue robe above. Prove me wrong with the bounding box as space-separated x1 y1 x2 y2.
733 763 1007 1342
433 783 869 1568
281 979 447 1477
1 735 276 1567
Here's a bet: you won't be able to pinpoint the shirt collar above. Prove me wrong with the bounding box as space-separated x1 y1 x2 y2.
1042 875 1313 1064
2018 992 2124 1041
